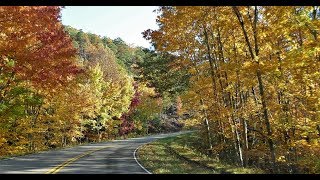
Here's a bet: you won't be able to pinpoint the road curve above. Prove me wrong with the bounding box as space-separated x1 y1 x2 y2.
0 131 189 174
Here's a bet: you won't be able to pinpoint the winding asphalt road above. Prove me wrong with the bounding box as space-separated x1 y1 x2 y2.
0 131 188 174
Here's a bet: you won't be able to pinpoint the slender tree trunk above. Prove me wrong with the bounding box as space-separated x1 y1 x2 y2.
233 6 277 172
234 117 244 167
203 25 217 97
251 87 258 104
200 98 213 152
28 104 41 152
229 115 243 166
241 118 249 167
256 69 276 171
191 52 214 153
229 117 238 159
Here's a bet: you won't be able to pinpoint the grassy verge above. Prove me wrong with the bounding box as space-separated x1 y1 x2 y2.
137 132 264 174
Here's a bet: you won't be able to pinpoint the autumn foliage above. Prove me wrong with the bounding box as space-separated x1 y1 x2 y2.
3 5 319 174
0 6 81 89
0 6 178 159
0 6 124 156
145 6 320 173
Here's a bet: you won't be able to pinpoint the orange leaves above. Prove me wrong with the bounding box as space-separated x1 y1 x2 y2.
0 6 80 90
147 6 320 172
0 6 83 156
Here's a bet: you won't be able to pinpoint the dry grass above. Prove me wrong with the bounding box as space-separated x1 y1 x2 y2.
137 132 264 174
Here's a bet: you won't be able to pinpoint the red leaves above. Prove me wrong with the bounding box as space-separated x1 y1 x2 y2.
0 6 81 90
119 82 141 135
129 82 141 109
119 117 135 136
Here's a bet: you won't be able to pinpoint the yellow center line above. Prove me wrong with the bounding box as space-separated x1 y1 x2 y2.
45 146 110 174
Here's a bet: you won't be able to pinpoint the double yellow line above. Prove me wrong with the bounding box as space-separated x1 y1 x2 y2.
45 146 110 174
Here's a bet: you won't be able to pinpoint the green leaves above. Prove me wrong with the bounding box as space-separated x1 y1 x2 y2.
0 104 8 113
138 50 190 97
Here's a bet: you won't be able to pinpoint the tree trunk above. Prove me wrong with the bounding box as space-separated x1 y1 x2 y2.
203 25 217 97
200 98 213 152
233 6 277 172
241 118 249 167
191 52 214 154
234 117 244 167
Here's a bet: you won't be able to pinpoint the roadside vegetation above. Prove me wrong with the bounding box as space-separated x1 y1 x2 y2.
1 6 320 174
143 6 320 173
0 7 185 158
137 132 263 174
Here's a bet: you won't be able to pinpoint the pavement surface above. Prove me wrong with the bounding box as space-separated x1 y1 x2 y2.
0 131 189 174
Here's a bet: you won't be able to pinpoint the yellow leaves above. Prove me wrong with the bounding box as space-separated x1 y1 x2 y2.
200 104 208 110
184 118 202 128
277 82 287 90
189 68 197 75
254 55 260 63
147 6 320 172
243 61 252 68
135 122 143 131
0 138 7 147
139 82 156 97
263 42 273 52
277 156 286 163
295 139 312 148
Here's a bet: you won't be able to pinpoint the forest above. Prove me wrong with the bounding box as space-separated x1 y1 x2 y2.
0 6 186 158
144 6 320 173
1 6 320 174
